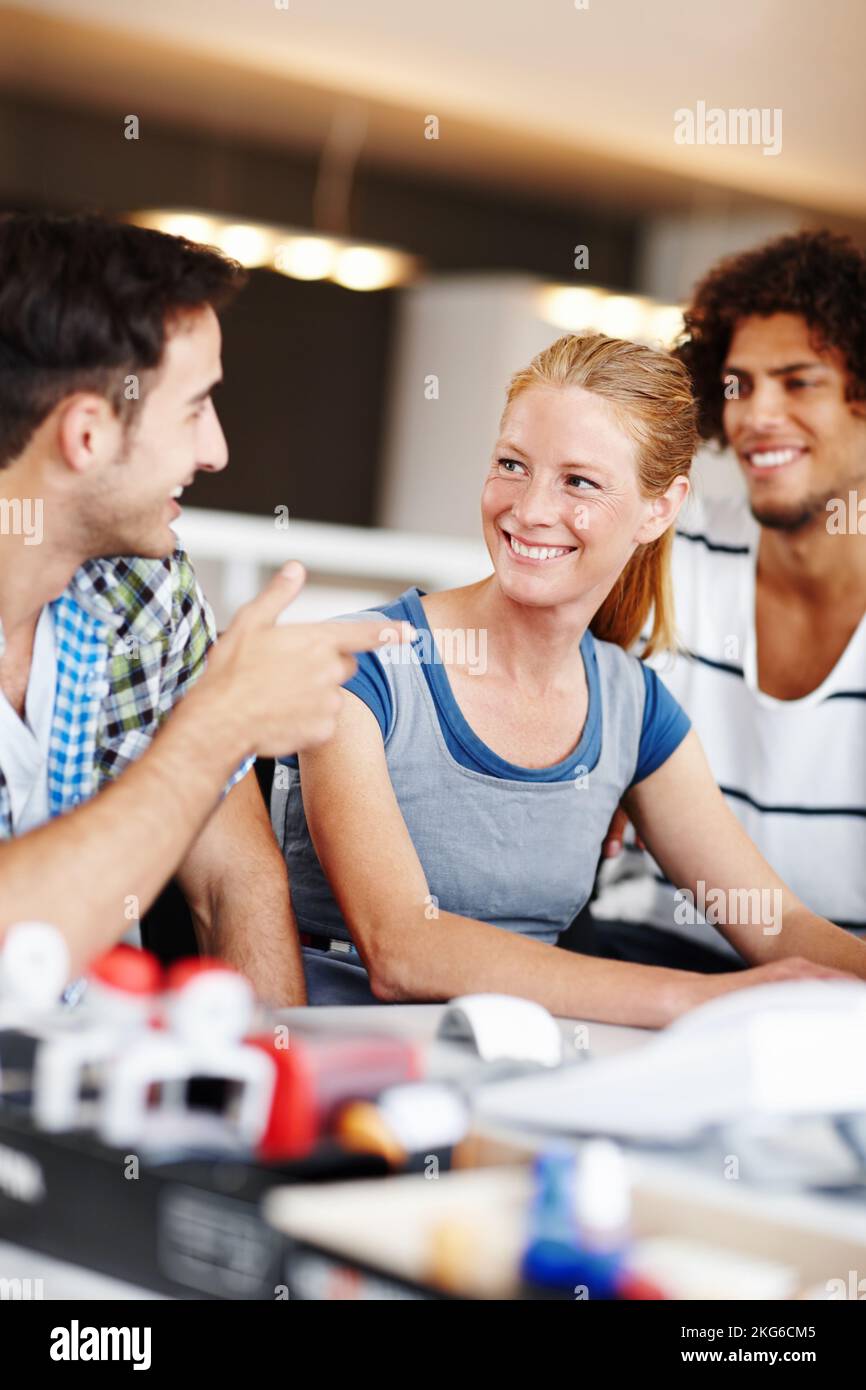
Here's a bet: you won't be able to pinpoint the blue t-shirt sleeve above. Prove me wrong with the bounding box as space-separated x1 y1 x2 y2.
342 593 417 738
277 649 390 768
630 664 691 786
344 651 392 740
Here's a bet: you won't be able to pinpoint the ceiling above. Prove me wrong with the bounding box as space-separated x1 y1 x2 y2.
2 0 865 220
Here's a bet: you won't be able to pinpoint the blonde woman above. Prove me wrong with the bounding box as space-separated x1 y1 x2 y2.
273 333 866 1022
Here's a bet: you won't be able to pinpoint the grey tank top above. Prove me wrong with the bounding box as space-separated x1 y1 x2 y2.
272 611 647 948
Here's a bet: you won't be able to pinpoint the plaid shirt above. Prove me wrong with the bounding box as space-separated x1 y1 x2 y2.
0 547 250 837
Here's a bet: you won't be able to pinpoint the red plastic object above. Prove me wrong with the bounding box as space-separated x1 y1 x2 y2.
89 945 163 996
165 956 241 992
616 1271 667 1300
248 1032 421 1160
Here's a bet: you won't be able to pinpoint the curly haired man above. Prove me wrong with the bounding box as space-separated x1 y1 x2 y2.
592 231 866 969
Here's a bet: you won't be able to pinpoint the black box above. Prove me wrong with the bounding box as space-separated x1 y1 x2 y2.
0 1106 386 1299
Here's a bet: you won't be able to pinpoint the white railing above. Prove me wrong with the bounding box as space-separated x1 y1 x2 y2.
174 507 491 625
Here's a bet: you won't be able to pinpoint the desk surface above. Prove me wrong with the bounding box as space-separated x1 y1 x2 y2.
5 1002 866 1298
266 1010 866 1298
275 1001 650 1065
6 1003 861 1299
0 1005 646 1299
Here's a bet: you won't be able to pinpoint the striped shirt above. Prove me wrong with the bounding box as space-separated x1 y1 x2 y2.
594 494 866 955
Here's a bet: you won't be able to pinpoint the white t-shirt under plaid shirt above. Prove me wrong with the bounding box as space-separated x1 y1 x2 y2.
0 605 56 833
0 546 250 838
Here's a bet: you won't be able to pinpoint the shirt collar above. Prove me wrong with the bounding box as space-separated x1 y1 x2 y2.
65 554 174 647
0 553 175 660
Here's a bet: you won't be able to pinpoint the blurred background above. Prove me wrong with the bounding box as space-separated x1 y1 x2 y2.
2 0 865 623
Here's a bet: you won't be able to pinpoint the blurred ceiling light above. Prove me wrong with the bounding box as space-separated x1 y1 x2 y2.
596 295 648 340
537 286 604 333
332 245 411 291
217 223 278 268
135 212 218 243
128 211 417 291
538 284 684 347
274 236 335 281
643 303 685 347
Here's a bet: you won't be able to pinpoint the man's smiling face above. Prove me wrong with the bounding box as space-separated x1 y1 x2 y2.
84 304 229 559
723 312 866 532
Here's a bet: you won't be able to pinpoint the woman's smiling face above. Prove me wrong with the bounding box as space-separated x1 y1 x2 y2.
482 384 665 611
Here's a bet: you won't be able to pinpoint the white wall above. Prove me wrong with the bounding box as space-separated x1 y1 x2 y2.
378 274 559 539
637 208 801 306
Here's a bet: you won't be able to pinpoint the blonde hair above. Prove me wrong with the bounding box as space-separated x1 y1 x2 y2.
503 332 698 656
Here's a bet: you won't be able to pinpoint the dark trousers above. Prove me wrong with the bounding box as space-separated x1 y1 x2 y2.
558 905 747 974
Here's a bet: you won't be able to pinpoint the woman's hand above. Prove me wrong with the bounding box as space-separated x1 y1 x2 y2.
737 956 856 985
680 954 858 1017
602 803 645 858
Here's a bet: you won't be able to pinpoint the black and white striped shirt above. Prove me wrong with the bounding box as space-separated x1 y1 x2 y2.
595 494 866 954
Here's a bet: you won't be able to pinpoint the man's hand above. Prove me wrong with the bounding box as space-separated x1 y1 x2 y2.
192 562 412 759
602 804 645 859
0 564 409 973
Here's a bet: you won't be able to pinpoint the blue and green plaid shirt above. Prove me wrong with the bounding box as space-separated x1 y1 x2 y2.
0 546 250 838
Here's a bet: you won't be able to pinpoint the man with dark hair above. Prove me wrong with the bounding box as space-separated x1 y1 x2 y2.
0 212 401 999
594 230 866 968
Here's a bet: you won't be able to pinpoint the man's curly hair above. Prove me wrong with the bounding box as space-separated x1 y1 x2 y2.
675 230 866 444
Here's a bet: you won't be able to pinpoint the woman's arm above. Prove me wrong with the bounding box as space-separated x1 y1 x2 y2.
298 694 851 1028
624 729 866 978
